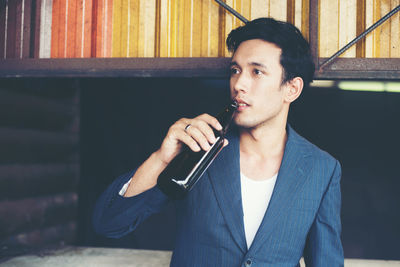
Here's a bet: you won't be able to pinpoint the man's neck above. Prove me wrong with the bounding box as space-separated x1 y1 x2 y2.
239 121 287 159
238 121 287 180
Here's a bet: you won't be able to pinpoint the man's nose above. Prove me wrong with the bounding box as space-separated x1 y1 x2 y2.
232 73 249 94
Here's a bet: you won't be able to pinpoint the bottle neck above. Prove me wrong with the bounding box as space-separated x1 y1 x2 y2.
216 100 238 135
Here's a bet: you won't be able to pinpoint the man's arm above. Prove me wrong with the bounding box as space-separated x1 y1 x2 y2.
123 113 223 197
92 114 223 238
91 155 170 238
303 160 344 266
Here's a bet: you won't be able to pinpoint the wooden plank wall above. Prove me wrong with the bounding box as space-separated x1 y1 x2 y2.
0 0 310 58
0 79 79 254
319 0 400 58
0 0 32 59
0 0 399 59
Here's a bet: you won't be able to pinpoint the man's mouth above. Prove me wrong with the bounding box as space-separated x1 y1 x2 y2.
235 99 249 111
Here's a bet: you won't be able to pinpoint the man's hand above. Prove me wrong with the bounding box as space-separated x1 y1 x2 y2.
124 114 226 197
156 113 224 165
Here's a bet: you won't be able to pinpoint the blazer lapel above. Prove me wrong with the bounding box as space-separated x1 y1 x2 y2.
207 128 247 253
248 126 313 254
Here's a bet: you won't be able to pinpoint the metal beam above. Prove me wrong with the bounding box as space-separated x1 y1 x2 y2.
214 0 248 23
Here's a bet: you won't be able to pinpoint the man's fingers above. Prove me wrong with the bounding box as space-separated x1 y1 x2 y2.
191 120 217 145
197 114 222 131
223 138 229 147
166 114 224 154
184 124 211 151
176 130 201 152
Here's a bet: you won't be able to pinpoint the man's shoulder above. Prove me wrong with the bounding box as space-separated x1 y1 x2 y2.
288 125 339 167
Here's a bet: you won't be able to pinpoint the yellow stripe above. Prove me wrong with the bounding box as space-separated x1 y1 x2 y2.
201 0 210 56
170 0 178 57
107 0 398 58
209 0 219 57
319 0 339 57
251 0 269 20
192 0 202 56
365 0 374 57
390 0 399 57
224 0 234 57
112 0 122 57
379 0 391 57
374 0 381 57
270 0 287 21
182 0 192 57
120 0 129 57
176 0 184 57
158 0 169 57
128 0 138 57
143 0 156 57
338 0 356 57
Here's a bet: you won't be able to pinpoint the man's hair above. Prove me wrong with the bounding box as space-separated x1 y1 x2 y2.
226 17 315 87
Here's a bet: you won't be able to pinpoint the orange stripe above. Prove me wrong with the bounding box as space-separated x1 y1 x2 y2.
58 0 67 57
301 0 309 41
67 0 77 57
356 0 366 57
50 0 60 58
94 0 103 57
83 0 93 57
75 0 83 57
155 0 161 57
287 0 295 25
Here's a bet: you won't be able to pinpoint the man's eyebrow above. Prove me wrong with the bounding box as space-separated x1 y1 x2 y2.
229 61 239 67
249 62 268 69
229 61 268 69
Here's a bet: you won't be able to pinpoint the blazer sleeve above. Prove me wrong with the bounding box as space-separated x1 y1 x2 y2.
303 160 344 267
92 170 169 238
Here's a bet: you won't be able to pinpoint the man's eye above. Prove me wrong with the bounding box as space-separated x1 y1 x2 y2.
230 68 240 75
253 69 262 75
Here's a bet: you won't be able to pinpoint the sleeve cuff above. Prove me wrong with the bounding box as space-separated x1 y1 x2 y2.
118 178 132 196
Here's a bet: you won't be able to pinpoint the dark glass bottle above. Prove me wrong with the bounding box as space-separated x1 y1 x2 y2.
157 100 238 199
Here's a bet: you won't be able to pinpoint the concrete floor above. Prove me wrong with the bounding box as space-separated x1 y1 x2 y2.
0 247 172 267
1 246 399 267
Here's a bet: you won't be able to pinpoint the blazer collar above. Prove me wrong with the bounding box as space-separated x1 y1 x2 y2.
207 125 313 253
248 125 313 253
207 126 246 252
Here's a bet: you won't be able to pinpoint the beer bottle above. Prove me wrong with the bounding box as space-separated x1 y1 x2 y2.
157 100 238 199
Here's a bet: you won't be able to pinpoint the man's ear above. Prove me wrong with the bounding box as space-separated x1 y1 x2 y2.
284 77 304 103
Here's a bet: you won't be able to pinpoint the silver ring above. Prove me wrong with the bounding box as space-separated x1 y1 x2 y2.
184 124 192 132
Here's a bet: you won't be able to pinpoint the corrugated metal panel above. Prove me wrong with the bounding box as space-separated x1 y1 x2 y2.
365 0 400 57
0 0 398 58
151 0 307 57
319 0 400 58
108 0 398 58
43 0 309 57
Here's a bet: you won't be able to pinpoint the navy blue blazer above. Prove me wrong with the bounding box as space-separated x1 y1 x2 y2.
93 125 344 267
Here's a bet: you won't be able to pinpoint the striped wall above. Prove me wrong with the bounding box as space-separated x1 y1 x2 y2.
319 0 400 58
46 0 309 58
0 1 399 58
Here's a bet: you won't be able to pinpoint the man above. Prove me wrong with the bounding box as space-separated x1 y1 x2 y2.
93 18 344 266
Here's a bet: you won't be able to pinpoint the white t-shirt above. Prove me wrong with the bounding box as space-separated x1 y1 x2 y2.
240 172 278 249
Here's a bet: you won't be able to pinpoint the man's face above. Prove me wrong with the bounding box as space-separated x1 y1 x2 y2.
229 39 289 130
